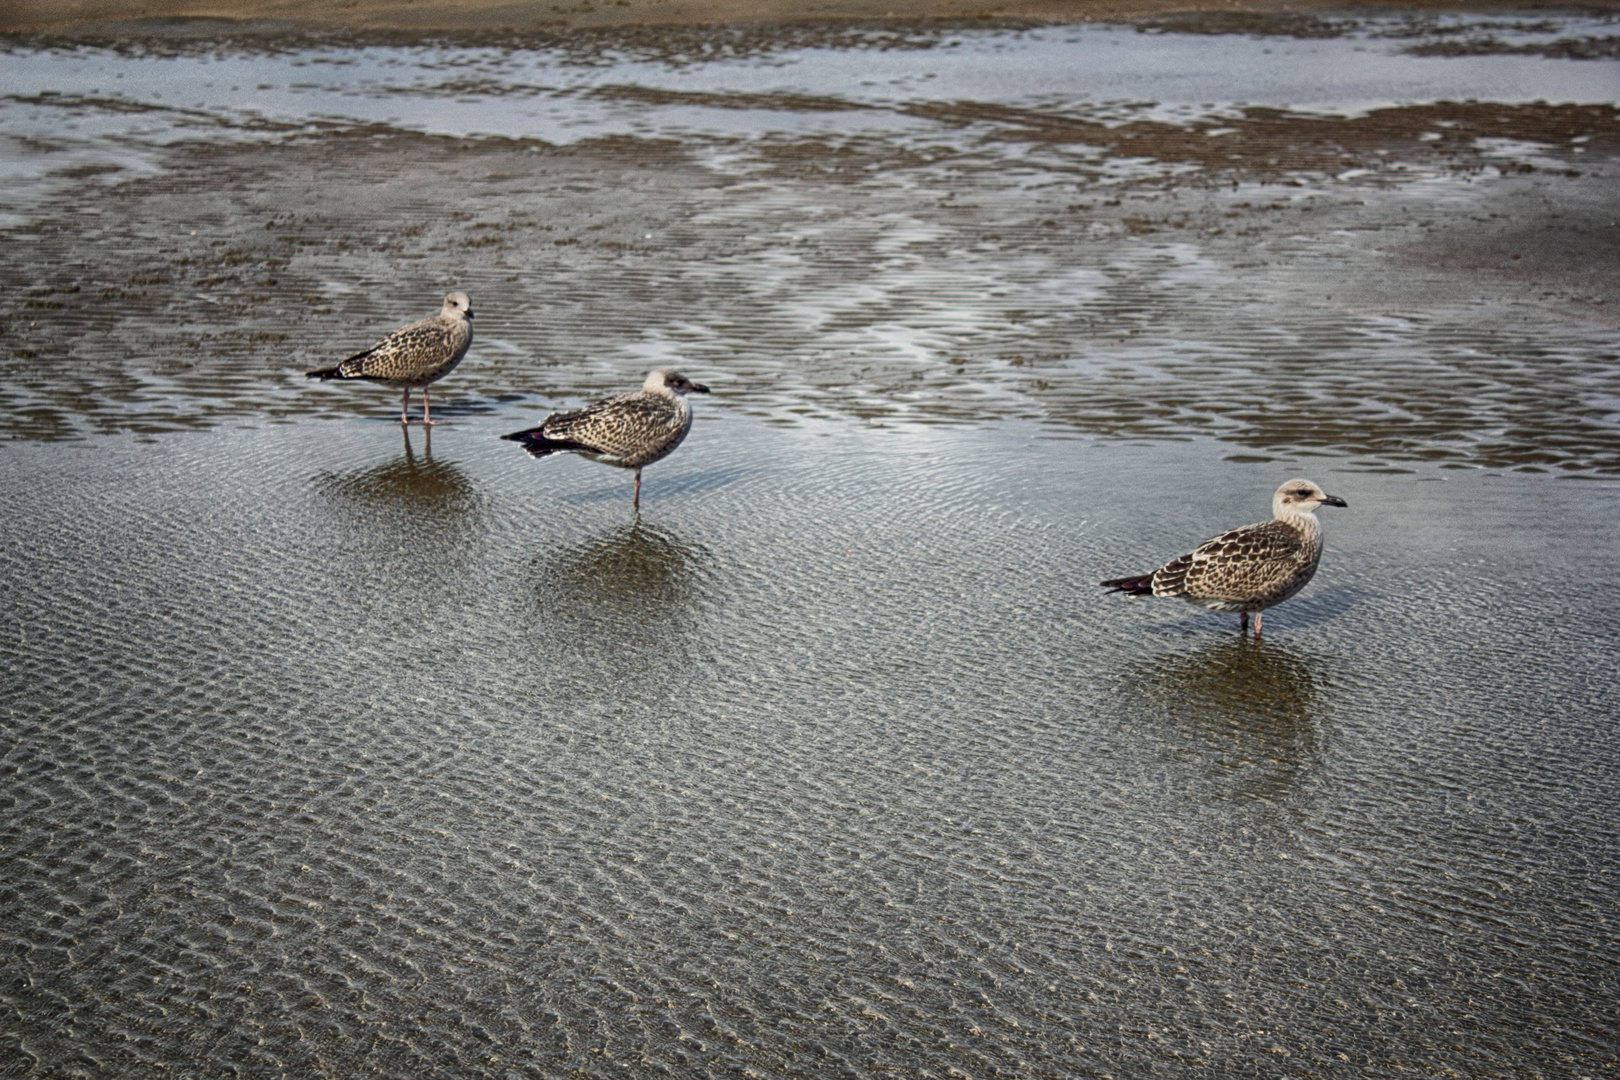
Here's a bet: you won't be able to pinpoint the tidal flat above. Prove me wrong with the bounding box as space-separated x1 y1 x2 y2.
2 11 1618 1078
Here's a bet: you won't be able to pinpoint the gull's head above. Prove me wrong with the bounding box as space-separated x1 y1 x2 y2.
1273 478 1347 519
443 291 473 320
645 369 710 396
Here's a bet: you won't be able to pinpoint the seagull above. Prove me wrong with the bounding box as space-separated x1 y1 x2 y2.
307 291 474 425
1100 478 1348 634
502 369 710 508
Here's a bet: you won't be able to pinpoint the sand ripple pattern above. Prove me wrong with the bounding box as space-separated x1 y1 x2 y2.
3 420 1618 1076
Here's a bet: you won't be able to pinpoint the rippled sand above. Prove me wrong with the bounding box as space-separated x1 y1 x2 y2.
2 14 1618 1080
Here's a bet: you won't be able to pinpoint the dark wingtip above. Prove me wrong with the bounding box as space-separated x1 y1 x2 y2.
306 367 340 380
502 425 575 459
1100 574 1155 596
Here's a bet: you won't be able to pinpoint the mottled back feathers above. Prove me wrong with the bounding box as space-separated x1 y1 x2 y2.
503 369 709 471
308 292 474 387
1101 478 1347 620
1146 517 1320 612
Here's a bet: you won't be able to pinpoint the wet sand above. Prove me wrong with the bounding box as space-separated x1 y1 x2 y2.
9 0 1619 34
5 49 1616 468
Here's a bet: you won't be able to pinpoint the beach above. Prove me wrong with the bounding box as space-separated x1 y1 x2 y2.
3 8 1617 1078
6 0 1604 33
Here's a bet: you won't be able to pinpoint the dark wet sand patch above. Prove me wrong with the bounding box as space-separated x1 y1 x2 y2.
3 101 1616 471
7 0 1620 36
1403 32 1620 56
11 9 1620 72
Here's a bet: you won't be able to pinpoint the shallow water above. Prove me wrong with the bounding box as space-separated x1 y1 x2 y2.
2 12 1619 1079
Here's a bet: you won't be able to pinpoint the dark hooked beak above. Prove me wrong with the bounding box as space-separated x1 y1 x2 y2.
690 381 711 394
465 308 475 320
1321 494 1348 508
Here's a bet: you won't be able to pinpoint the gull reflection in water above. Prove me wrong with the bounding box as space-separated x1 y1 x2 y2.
1136 637 1328 806
531 521 715 656
311 425 481 519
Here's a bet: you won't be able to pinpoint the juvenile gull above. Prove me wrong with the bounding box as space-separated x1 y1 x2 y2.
1100 478 1348 634
502 369 710 508
307 291 474 425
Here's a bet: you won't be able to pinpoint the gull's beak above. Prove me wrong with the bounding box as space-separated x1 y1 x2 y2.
691 382 711 394
465 307 475 320
1321 494 1348 508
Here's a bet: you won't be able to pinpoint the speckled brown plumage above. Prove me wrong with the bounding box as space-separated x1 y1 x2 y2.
1101 479 1348 634
527 390 691 469
307 292 473 424
502 369 710 507
1148 517 1320 611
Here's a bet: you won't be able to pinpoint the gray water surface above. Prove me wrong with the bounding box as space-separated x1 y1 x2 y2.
2 13 1619 1079
5 419 1618 1077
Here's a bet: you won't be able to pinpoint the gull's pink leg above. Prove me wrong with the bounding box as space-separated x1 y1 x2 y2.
422 387 444 426
1254 612 1263 636
400 387 411 424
